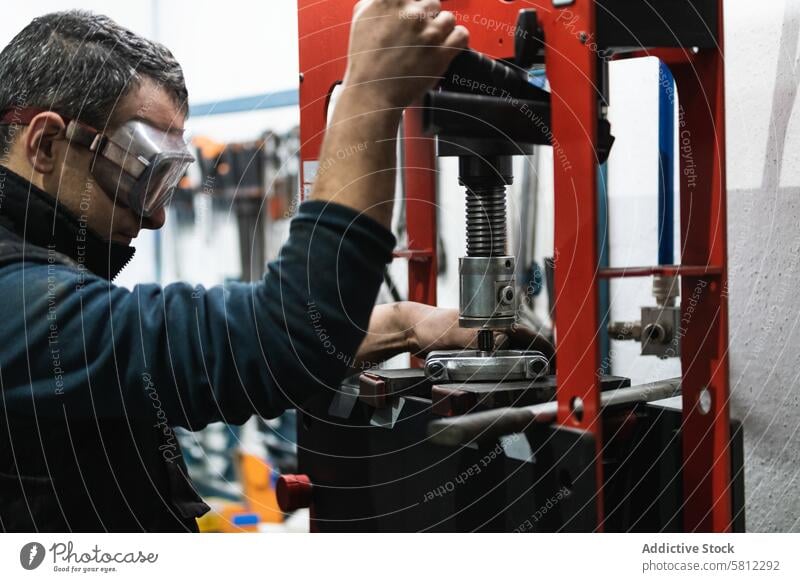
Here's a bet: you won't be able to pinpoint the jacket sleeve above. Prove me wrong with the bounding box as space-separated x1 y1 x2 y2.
0 201 395 430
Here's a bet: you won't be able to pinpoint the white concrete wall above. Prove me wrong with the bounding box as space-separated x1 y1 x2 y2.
2 0 798 530
725 1 800 532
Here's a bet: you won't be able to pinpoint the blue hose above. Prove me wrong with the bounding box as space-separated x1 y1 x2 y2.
657 61 675 265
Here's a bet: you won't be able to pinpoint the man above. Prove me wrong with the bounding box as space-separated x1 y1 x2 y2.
0 2 544 532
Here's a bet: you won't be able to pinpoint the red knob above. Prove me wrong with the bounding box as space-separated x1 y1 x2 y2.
276 474 313 512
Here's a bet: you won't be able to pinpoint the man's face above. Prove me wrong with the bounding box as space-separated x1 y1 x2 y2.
52 77 187 244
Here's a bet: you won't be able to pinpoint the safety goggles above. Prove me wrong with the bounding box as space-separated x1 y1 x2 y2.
0 107 195 217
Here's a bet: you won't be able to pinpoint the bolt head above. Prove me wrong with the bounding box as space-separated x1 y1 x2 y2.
499 286 515 306
426 360 446 380
526 357 548 379
698 387 712 415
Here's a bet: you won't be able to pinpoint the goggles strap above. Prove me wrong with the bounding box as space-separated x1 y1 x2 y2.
0 107 103 150
64 121 102 151
0 106 52 125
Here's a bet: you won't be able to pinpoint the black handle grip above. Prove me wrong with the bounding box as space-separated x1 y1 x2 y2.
441 50 549 102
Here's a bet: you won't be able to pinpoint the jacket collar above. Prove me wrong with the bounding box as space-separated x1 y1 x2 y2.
0 166 135 280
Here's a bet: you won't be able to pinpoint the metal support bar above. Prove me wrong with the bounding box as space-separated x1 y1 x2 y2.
599 265 722 278
428 378 681 447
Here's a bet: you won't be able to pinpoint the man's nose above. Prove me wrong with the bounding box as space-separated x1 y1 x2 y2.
141 206 167 230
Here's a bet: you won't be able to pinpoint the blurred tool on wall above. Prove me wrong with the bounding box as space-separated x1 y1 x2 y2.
191 129 299 281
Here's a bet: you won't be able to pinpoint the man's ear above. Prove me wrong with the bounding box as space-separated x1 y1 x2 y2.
23 112 67 174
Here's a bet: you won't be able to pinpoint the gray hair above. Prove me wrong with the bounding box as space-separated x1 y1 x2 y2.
0 10 188 142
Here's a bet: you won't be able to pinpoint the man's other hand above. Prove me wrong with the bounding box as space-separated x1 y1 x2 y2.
353 302 554 372
402 302 555 359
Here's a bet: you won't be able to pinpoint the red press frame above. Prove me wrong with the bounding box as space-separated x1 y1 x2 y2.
297 0 731 532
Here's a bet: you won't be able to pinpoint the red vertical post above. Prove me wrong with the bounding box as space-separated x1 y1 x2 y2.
667 2 732 532
297 0 351 201
402 107 438 306
544 0 604 528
